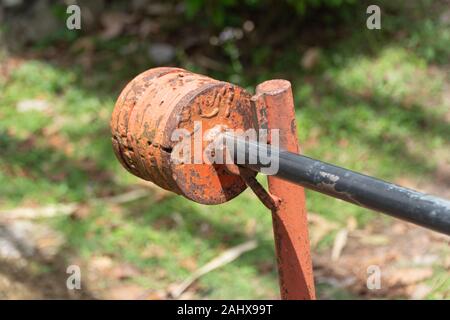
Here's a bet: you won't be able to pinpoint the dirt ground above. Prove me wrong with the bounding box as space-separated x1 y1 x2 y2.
0 212 448 299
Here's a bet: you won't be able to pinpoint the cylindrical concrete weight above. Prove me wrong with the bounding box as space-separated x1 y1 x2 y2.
111 68 257 204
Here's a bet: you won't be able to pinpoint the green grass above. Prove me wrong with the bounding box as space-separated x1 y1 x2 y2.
1 1 449 299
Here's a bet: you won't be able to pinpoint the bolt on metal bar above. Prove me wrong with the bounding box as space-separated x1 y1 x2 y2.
222 133 450 236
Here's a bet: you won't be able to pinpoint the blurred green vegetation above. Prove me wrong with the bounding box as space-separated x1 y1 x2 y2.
183 0 357 26
0 0 449 299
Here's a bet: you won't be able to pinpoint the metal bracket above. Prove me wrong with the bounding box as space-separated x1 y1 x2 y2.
238 167 281 211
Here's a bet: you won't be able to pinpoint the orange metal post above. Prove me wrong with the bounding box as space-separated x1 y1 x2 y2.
255 80 316 300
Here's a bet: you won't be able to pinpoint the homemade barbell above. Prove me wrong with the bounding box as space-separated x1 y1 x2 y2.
110 67 450 299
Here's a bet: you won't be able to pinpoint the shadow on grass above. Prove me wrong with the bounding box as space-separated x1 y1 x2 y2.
0 130 118 202
309 82 449 175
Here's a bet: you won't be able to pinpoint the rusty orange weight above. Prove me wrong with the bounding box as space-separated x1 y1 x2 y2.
111 67 257 204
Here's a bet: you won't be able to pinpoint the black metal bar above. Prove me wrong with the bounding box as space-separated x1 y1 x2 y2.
222 133 450 235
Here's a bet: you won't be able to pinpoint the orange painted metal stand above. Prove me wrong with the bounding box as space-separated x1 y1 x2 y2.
255 80 316 300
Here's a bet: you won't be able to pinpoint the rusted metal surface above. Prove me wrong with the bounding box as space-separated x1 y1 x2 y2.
111 69 450 300
111 67 256 204
238 167 280 211
255 80 316 300
111 69 316 299
111 67 183 178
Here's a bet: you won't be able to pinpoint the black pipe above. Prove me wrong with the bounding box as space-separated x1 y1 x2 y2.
222 133 450 235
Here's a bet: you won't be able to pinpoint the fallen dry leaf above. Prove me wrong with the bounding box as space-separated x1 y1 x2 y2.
409 284 432 299
331 229 348 261
308 212 338 248
89 256 114 273
110 264 141 280
168 240 258 299
100 12 135 40
386 268 434 286
107 284 146 300
301 47 321 70
16 99 50 113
